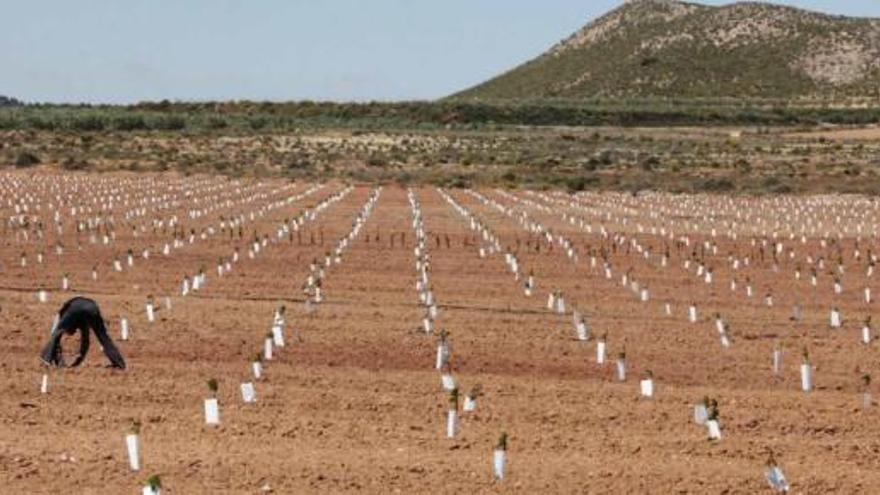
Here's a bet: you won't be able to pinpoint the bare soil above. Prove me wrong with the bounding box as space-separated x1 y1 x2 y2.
1 172 879 493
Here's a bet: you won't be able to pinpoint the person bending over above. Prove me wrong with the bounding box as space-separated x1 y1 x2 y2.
40 297 126 369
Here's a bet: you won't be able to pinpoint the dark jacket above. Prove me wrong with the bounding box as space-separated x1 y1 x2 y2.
40 297 126 369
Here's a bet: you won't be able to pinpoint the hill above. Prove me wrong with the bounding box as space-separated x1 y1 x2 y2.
453 0 880 103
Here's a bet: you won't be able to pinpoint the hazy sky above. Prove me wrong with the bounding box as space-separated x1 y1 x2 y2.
3 0 879 104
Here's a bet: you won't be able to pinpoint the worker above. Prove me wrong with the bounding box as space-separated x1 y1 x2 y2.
39 297 126 369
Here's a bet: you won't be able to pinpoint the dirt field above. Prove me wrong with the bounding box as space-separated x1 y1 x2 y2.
786 125 880 141
2 170 879 493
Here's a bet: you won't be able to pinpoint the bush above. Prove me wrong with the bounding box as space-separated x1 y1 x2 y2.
14 151 40 168
445 174 471 188
206 117 228 129
366 154 388 167
61 157 90 170
248 117 269 130
639 154 660 171
151 115 186 130
114 115 148 131
565 175 599 192
69 115 106 131
700 177 735 192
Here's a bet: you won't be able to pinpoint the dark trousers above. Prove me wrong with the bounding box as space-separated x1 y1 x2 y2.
40 297 126 369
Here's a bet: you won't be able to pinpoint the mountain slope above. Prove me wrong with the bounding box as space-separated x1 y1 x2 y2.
453 0 880 102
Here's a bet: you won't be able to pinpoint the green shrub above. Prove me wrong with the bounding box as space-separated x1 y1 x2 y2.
150 115 186 130
14 151 40 168
700 177 735 192
565 175 599 192
61 157 90 170
207 117 228 129
69 115 106 131
114 115 148 131
366 154 388 167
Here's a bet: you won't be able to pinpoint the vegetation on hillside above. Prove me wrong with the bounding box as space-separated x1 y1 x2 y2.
454 0 880 102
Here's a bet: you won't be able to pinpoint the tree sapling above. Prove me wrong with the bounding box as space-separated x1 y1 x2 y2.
597 333 607 365
764 452 790 493
694 396 709 425
830 307 842 329
264 332 274 361
464 383 482 412
240 382 256 404
772 342 783 376
441 362 456 391
640 370 654 398
146 296 155 323
205 378 220 425
800 348 813 392
143 474 161 495
436 330 450 370
446 388 459 438
252 353 263 380
493 432 507 481
126 421 141 471
706 399 721 440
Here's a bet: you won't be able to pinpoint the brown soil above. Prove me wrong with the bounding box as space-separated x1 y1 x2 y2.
1 172 879 493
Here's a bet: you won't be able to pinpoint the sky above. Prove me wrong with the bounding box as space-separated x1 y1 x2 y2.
3 0 879 104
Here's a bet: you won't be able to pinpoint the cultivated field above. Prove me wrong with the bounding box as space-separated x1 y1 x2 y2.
2 170 880 493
